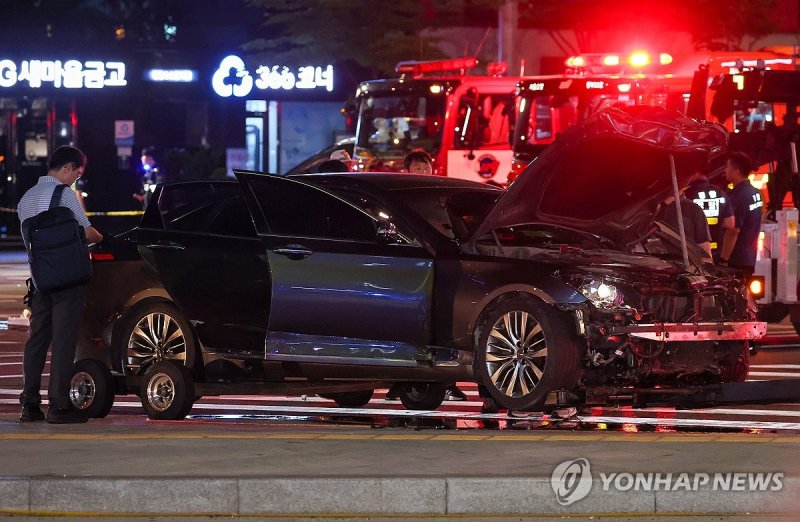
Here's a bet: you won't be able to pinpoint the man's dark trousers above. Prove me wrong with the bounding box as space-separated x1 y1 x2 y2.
19 284 87 410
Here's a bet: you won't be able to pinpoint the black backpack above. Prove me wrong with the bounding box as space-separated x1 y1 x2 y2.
21 184 92 294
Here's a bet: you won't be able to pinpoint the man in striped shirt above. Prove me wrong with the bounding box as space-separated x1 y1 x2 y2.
17 146 103 424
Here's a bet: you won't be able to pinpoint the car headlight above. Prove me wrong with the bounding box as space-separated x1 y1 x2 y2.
579 280 624 308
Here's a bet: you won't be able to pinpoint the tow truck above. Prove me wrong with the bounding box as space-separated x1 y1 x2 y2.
350 57 522 184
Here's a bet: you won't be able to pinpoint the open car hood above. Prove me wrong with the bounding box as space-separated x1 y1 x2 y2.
471 107 728 248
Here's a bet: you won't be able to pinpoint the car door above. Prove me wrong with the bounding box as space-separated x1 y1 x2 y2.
137 182 270 358
237 172 434 367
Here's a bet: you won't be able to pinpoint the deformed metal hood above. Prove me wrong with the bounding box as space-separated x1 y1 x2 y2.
471 107 728 248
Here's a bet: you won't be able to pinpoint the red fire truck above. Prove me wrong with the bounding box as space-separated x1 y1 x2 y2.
350 57 522 184
510 49 798 183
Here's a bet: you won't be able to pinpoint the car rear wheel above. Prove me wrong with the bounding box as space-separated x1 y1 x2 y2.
118 302 198 376
396 383 447 410
69 359 115 418
140 361 195 420
321 390 374 408
474 295 582 412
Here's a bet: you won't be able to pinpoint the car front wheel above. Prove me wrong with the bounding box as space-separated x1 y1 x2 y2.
474 295 582 411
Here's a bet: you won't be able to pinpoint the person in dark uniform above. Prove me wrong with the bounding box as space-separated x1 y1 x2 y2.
719 151 763 278
655 193 713 261
684 169 731 259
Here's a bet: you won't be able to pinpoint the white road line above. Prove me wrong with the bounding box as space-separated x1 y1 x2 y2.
576 415 800 431
601 406 800 418
748 371 800 378
0 373 47 379
749 364 800 369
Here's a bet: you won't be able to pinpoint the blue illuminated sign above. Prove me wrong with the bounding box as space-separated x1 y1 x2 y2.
211 55 333 98
145 69 197 82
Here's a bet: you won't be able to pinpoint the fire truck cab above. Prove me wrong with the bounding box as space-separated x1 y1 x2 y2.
351 57 522 184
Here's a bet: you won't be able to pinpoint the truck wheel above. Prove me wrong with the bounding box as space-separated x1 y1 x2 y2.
321 390 374 408
397 383 447 410
69 359 115 418
474 295 582 412
140 361 195 420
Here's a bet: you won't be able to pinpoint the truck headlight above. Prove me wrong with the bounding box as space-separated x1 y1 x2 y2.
579 280 624 307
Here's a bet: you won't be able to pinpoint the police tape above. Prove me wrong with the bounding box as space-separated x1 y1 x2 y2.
86 210 144 217
0 207 143 217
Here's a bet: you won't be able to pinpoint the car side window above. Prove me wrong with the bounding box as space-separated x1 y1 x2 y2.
247 177 377 242
157 183 257 238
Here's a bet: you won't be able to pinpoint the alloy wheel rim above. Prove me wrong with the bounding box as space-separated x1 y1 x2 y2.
127 312 186 373
485 310 548 398
69 371 95 409
147 373 175 412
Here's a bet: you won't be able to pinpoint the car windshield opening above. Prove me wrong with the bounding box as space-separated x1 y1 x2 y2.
355 90 445 159
389 187 501 241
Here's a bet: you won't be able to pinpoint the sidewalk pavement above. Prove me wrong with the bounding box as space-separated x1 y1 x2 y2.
0 417 798 517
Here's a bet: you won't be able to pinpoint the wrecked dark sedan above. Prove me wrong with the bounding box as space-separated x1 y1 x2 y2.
72 108 765 420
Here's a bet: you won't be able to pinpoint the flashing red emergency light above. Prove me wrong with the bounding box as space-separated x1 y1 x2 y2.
487 61 508 76
602 55 620 66
566 56 586 68
395 57 479 75
629 51 650 67
566 51 673 72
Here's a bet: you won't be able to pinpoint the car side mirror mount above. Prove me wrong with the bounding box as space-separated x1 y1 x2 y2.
377 221 400 244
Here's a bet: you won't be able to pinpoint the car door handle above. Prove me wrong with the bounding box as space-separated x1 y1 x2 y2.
144 241 186 251
273 244 313 259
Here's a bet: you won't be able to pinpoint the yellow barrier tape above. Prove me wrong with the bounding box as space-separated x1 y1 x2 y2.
0 207 143 216
85 210 144 217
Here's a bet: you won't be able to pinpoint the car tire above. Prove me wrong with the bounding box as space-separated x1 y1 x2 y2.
69 359 115 418
140 360 195 420
117 302 198 377
397 383 447 410
474 294 582 412
322 390 374 408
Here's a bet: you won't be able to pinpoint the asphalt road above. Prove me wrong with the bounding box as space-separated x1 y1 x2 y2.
3 250 800 517
2 249 800 432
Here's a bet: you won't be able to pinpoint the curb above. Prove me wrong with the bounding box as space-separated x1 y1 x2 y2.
1 476 798 516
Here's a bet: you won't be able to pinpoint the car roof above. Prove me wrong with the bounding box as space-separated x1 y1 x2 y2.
293 173 504 192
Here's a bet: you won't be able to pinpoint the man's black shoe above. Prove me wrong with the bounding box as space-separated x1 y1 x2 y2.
19 404 45 422
46 406 88 424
